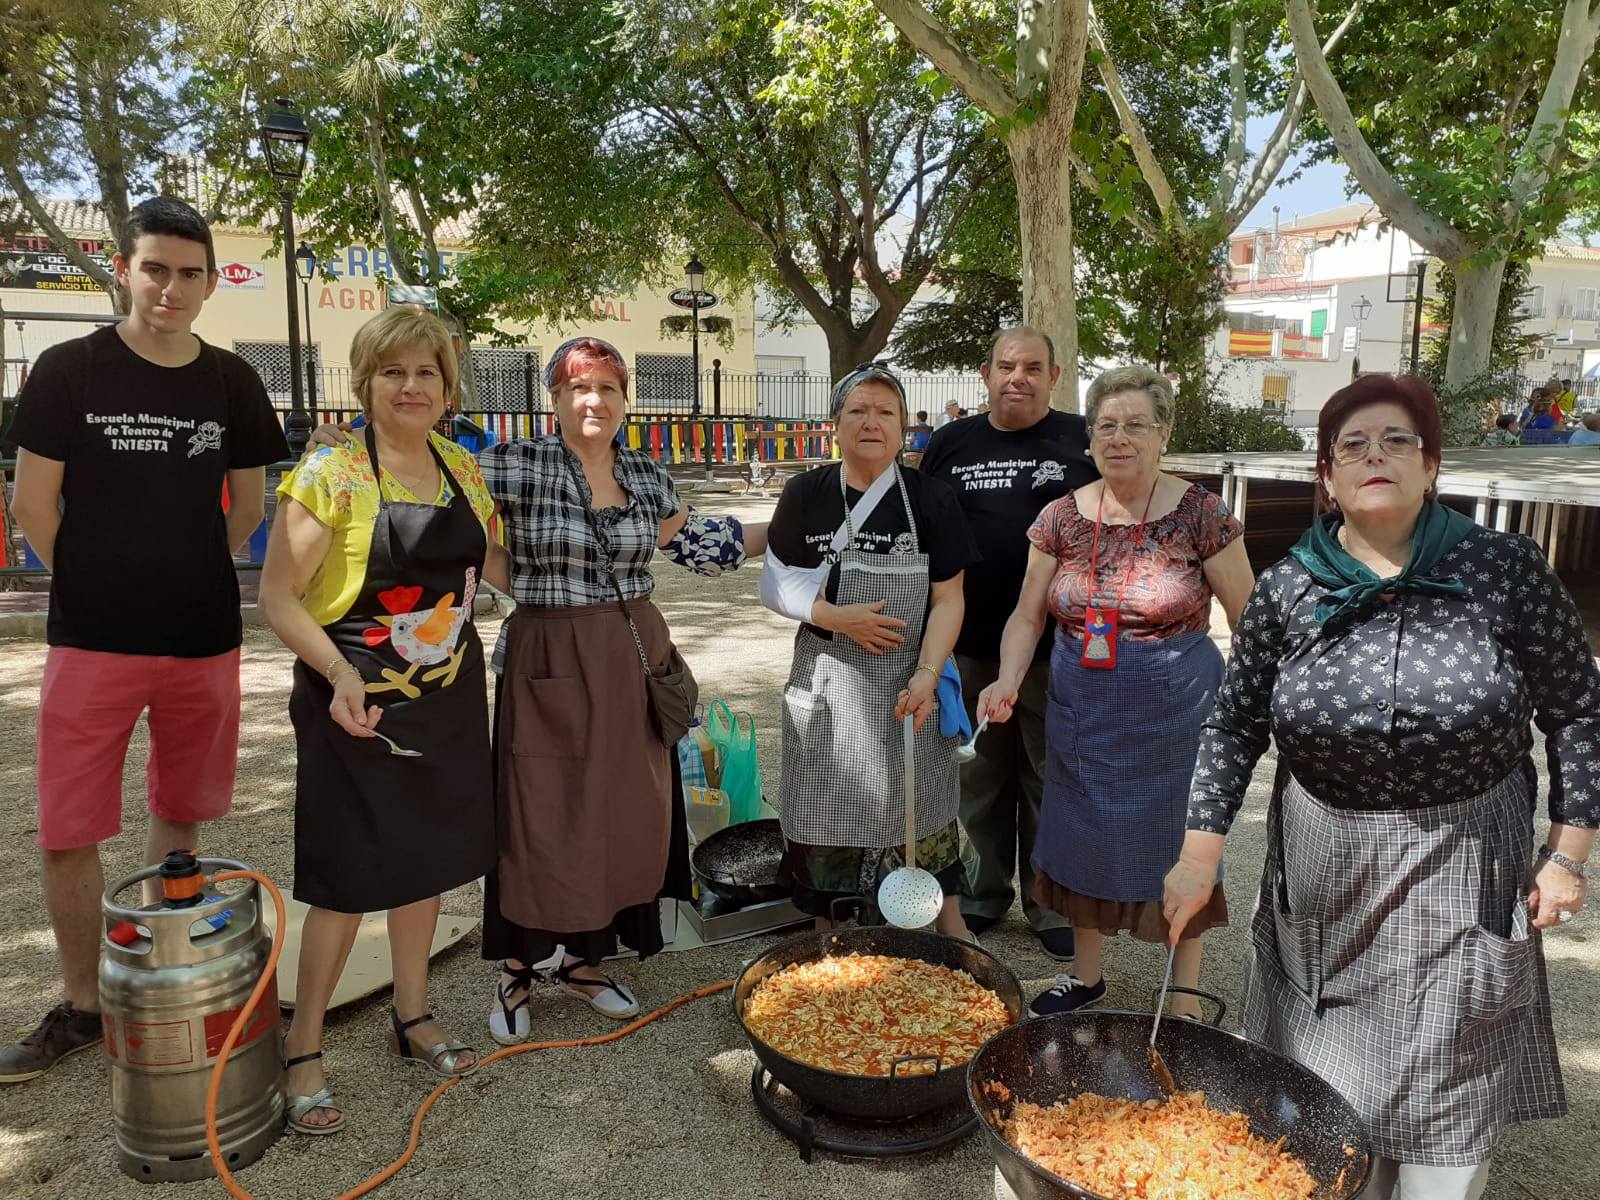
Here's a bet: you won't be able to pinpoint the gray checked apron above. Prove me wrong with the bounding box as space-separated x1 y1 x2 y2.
1033 628 1223 903
778 465 959 849
1245 764 1565 1166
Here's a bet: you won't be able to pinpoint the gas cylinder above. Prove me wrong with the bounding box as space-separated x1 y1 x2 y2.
100 852 283 1182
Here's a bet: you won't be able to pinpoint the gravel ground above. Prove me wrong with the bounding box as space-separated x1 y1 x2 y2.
0 492 1597 1199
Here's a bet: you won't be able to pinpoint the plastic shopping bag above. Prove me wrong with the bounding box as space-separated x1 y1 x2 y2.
705 699 761 824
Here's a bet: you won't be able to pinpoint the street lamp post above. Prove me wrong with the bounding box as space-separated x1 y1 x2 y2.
259 99 313 452
686 255 709 480
1351 294 1373 380
294 241 318 413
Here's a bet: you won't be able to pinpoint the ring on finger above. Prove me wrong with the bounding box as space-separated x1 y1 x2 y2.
1558 909 1576 923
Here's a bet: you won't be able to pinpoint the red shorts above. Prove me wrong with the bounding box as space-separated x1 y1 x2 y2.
36 647 242 850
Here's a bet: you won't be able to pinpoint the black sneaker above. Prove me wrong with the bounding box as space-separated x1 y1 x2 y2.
1035 927 1076 961
1029 975 1106 1018
962 913 999 937
0 1002 103 1083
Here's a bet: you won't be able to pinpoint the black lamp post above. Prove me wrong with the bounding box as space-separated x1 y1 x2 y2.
293 241 318 413
686 256 705 418
259 99 312 452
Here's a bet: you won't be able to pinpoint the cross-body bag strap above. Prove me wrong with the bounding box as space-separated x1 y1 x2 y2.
565 453 654 677
830 462 897 554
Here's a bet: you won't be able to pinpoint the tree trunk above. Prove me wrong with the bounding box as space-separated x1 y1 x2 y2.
1006 121 1079 410
1444 257 1507 388
826 325 892 384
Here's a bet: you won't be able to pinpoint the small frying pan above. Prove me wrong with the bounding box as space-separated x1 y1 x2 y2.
691 817 788 906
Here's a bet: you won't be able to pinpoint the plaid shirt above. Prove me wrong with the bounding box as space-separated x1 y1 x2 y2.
477 435 681 609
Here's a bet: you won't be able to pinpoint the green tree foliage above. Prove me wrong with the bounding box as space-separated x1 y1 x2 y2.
1285 0 1600 386
0 0 194 311
615 0 1010 380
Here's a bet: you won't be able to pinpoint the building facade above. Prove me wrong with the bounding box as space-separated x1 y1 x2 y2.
0 200 758 416
1212 203 1600 427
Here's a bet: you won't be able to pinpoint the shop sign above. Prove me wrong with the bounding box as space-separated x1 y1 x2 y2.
0 249 112 293
217 261 266 288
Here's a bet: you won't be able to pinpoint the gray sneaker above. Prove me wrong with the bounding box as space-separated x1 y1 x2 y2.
0 1002 103 1083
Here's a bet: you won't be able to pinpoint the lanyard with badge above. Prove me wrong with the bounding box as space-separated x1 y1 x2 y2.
1080 479 1157 670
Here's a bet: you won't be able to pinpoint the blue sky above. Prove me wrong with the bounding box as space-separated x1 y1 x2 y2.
1241 115 1367 230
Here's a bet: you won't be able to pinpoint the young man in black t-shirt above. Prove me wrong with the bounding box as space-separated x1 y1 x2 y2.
2 197 288 1082
919 327 1098 959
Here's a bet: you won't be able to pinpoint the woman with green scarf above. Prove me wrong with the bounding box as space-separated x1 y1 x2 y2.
1164 376 1599 1200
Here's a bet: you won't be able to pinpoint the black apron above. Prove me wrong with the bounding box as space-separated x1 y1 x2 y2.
290 427 495 913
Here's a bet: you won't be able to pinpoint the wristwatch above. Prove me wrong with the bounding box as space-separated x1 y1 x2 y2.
1537 845 1590 880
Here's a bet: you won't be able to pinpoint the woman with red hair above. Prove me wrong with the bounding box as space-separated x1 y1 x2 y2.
478 336 763 1034
1164 375 1599 1198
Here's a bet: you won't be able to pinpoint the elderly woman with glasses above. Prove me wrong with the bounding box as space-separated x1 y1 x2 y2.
977 365 1254 1017
1165 375 1599 1200
761 363 977 934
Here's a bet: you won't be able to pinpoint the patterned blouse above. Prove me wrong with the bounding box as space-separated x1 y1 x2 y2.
477 435 680 609
1027 484 1243 641
1189 526 1600 833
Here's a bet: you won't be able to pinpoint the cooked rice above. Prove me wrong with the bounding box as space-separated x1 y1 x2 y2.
1002 1089 1319 1199
744 953 1012 1076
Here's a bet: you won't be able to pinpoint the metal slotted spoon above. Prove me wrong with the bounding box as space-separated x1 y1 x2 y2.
877 714 945 930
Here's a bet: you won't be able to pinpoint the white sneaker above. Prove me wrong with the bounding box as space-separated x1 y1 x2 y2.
555 963 640 1020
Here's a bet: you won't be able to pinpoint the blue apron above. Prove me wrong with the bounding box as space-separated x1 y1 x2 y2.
1031 628 1222 903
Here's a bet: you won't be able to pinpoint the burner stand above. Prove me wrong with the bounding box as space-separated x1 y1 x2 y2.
749 1065 977 1163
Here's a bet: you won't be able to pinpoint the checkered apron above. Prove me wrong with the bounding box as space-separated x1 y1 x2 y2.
1244 765 1566 1166
778 466 959 849
1032 629 1224 902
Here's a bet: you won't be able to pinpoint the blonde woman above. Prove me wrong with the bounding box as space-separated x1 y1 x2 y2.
261 307 496 1133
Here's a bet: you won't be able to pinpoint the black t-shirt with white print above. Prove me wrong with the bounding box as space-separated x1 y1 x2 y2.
767 462 976 641
11 325 289 656
919 408 1097 661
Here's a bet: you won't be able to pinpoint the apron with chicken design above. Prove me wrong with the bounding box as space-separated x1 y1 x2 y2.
289 425 495 913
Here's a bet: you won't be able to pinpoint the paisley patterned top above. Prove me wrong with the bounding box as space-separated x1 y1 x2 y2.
1189 526 1600 832
1027 484 1243 641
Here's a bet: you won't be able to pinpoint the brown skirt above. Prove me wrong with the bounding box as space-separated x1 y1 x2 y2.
494 600 673 933
1032 872 1229 944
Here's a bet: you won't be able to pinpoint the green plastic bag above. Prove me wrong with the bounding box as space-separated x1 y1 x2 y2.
705 699 761 824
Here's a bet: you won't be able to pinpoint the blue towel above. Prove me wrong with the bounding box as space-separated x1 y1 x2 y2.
937 657 973 740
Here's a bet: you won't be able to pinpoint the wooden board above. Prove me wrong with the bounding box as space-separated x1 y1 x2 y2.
264 899 479 1010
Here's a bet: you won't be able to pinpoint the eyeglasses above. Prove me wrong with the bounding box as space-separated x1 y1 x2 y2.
1331 432 1425 464
1091 419 1161 440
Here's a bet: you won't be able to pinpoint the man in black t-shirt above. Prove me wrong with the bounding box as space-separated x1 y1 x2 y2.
2 198 288 1083
919 327 1098 958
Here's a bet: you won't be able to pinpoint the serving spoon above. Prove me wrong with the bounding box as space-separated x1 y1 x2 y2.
1148 943 1178 1094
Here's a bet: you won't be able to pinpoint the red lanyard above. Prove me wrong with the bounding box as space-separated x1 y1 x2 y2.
1084 477 1159 614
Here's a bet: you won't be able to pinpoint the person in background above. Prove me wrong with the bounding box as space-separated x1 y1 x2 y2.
2 197 287 1084
1480 414 1519 447
936 399 964 428
979 366 1252 1017
1166 374 1596 1200
1524 397 1558 432
762 363 975 935
1557 378 1576 421
1568 412 1600 446
905 409 936 463
261 307 496 1133
918 327 1098 959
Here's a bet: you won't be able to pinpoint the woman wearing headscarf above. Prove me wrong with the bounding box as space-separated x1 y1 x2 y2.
978 365 1254 1018
478 336 764 1039
1165 375 1599 1200
761 362 976 934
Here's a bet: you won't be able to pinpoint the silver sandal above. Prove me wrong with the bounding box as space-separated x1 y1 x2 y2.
386 1010 479 1077
284 1051 345 1135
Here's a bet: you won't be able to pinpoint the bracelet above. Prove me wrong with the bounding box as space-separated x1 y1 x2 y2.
912 664 939 683
325 657 358 684
1537 844 1590 880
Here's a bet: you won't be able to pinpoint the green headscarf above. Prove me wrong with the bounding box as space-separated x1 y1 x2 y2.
1288 500 1477 625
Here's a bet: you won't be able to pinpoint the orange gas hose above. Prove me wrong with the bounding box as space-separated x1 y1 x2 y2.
202 868 732 1200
